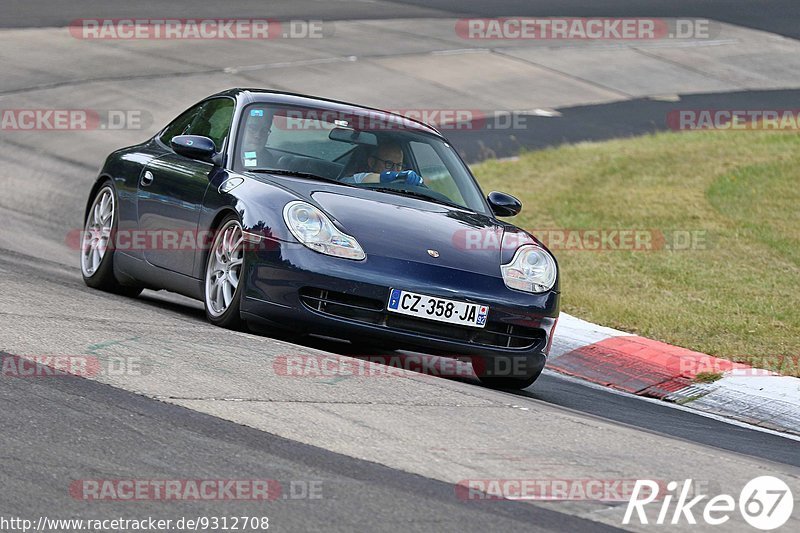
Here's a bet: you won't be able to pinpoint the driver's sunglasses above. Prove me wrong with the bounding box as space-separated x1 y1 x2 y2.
369 156 404 172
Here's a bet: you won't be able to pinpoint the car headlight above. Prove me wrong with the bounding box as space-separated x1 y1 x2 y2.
501 245 557 293
283 201 365 260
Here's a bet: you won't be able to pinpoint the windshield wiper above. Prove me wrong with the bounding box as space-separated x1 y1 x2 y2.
367 186 463 209
248 168 349 185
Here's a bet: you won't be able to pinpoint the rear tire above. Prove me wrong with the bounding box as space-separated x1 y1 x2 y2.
80 181 143 297
203 215 245 329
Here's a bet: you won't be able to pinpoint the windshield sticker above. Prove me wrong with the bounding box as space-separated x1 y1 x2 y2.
250 109 264 117
244 158 257 167
244 151 257 158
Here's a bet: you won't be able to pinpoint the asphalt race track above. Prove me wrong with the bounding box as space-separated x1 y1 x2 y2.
1 1 798 531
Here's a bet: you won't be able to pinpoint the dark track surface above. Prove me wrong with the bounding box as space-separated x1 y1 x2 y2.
446 89 800 161
0 365 620 532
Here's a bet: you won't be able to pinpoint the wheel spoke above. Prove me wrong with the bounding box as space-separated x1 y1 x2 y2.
222 280 232 307
215 281 226 310
80 233 92 253
209 278 219 298
220 228 227 253
232 236 243 253
228 227 237 252
99 193 111 220
219 229 227 254
210 280 221 310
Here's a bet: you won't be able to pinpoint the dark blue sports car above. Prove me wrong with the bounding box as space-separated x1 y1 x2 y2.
80 89 559 388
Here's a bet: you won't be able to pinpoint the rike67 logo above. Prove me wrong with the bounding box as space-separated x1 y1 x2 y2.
624 476 794 530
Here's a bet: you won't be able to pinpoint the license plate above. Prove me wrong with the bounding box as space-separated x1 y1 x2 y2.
386 289 488 328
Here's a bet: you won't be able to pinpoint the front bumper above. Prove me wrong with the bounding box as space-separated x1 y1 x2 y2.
240 243 559 360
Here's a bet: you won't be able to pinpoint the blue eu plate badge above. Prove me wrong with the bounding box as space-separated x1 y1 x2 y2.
388 289 402 310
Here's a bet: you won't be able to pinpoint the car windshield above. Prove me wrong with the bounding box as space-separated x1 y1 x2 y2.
233 103 487 212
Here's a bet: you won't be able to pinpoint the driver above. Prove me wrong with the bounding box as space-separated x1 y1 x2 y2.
240 109 273 168
343 141 423 186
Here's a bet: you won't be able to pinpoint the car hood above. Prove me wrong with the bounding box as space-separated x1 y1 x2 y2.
310 190 507 276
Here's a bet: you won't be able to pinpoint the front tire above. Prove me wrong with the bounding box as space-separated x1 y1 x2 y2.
80 181 142 297
204 215 245 329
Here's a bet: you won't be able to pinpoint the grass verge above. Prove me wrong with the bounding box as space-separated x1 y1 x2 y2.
472 131 799 375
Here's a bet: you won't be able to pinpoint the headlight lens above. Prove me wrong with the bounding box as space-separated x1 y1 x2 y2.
501 245 557 293
283 201 365 260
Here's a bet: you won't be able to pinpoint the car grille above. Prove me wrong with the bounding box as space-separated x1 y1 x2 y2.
299 287 545 349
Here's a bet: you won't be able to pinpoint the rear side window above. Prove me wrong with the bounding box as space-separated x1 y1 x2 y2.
159 104 201 146
188 98 235 151
158 98 235 152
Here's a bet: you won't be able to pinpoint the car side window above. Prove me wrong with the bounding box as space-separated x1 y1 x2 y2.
159 104 202 146
187 98 235 152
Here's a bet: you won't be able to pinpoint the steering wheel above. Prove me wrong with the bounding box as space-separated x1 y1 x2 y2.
389 177 428 188
389 170 428 188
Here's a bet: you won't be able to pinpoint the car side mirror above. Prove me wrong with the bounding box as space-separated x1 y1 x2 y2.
170 135 218 164
487 191 522 217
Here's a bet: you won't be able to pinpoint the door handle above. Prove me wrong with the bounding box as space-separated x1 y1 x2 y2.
141 170 154 187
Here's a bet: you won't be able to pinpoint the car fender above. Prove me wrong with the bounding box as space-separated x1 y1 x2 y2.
194 170 304 279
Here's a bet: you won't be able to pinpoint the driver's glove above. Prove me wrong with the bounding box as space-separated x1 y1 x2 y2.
380 170 423 186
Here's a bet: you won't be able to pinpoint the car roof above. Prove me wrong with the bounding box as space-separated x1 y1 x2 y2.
209 88 443 137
